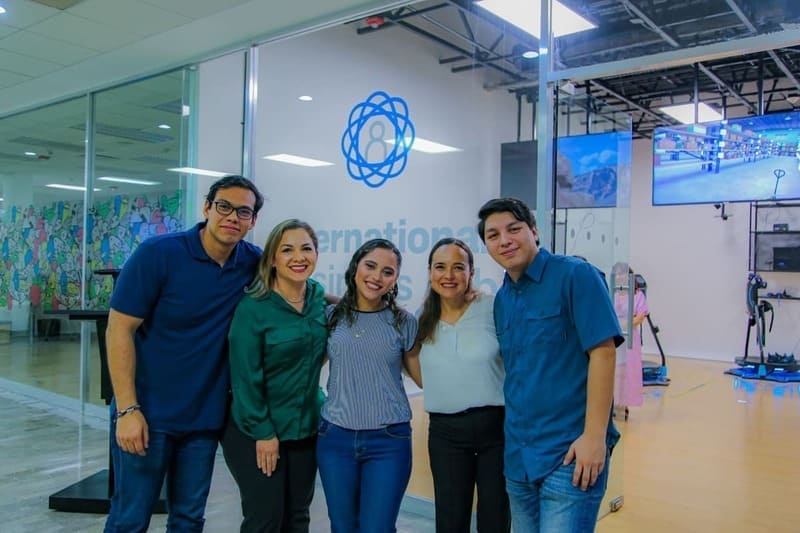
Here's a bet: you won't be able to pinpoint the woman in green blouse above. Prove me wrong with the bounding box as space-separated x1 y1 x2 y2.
222 219 328 533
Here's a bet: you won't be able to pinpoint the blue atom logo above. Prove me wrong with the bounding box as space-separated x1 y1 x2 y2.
341 91 415 188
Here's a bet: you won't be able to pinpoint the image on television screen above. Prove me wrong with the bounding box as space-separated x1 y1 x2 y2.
652 110 800 205
556 131 631 208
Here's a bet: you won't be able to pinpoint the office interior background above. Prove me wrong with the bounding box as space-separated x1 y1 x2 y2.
1 0 799 531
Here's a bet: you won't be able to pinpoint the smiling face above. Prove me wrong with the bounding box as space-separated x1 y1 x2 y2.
201 186 257 249
354 247 400 311
429 244 473 302
483 211 539 281
272 228 318 286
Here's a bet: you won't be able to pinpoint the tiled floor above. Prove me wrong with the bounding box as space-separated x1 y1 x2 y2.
0 380 436 533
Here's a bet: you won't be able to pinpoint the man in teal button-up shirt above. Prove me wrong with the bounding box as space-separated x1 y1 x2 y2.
478 197 623 533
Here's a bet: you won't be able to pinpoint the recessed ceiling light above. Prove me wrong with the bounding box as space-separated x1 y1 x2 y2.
24 151 36 156
0 7 6 15
298 95 313 102
98 177 161 186
167 167 230 177
386 137 462 154
157 124 171 130
263 153 334 167
0 197 4 202
522 50 539 59
46 184 101 192
659 103 723 124
476 0 596 38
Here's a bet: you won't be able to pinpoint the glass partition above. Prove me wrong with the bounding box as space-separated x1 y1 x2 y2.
0 67 194 408
252 0 540 506
554 90 632 520
0 97 89 398
84 69 193 406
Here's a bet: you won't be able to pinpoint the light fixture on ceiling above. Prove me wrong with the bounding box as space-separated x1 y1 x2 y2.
263 153 334 167
386 137 462 154
46 184 101 192
659 102 723 124
167 167 231 177
98 177 161 186
157 124 171 130
522 50 539 59
475 0 596 39
0 7 6 15
298 95 313 102
24 151 37 156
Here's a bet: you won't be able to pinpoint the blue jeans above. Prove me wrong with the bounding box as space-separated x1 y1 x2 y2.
104 426 218 533
316 419 412 533
506 456 610 533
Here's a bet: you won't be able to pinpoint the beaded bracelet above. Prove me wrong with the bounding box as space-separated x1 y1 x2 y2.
116 403 141 419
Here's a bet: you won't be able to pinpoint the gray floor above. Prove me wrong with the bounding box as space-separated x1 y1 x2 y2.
0 381 436 532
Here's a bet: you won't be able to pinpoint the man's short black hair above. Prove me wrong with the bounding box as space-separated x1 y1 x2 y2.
477 197 537 243
206 175 264 214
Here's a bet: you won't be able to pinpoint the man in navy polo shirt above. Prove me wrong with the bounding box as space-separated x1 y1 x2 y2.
477 197 623 532
104 175 263 532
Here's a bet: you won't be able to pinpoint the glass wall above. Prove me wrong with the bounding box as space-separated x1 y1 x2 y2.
0 97 90 398
249 1 540 504
0 68 194 407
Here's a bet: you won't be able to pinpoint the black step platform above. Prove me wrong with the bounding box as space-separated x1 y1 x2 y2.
48 469 167 514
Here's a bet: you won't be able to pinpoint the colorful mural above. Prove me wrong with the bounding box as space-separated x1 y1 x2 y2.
0 191 183 312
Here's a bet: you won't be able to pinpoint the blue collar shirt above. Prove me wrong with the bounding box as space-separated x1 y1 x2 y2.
494 248 623 482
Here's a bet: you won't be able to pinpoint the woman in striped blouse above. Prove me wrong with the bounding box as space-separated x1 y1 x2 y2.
316 238 418 533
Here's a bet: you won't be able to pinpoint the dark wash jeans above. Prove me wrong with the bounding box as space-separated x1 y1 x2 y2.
316 419 412 533
221 418 318 533
428 405 510 533
104 423 218 533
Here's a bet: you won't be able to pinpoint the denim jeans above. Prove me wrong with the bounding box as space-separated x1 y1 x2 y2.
428 406 509 533
104 425 218 533
505 455 610 533
316 419 412 533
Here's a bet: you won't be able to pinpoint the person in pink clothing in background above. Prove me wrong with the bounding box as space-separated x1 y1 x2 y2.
612 264 649 418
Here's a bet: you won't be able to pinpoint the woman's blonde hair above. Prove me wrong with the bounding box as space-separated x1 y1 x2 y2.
248 219 318 297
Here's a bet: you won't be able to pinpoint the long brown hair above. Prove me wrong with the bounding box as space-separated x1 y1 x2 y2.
416 238 474 344
328 239 406 332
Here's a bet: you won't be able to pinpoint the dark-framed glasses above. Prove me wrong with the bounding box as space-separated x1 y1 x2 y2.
213 200 255 220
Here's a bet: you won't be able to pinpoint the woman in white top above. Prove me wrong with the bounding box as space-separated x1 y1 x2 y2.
405 238 509 533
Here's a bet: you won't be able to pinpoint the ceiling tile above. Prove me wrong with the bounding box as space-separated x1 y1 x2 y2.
0 26 20 39
0 49 62 77
139 0 253 20
26 12 143 51
0 69 33 89
0 29 99 66
0 0 60 28
69 0 192 37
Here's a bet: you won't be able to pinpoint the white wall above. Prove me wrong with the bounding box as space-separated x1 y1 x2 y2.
250 24 521 311
630 138 800 361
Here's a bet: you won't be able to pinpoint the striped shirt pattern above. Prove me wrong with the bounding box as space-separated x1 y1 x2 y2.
323 306 418 430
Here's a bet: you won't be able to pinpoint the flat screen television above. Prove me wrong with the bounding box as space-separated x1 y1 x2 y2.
555 131 631 208
652 110 800 206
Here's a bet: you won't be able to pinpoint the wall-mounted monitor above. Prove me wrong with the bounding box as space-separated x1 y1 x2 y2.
555 131 631 208
652 110 800 206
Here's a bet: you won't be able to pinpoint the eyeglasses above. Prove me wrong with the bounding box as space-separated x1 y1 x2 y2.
213 200 255 220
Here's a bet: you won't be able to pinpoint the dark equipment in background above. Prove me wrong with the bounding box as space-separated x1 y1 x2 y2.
634 274 670 386
735 272 799 376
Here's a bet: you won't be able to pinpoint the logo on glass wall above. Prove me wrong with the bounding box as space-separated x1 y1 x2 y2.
341 91 415 188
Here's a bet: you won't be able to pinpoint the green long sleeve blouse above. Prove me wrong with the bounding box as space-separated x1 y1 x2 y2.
227 278 327 441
